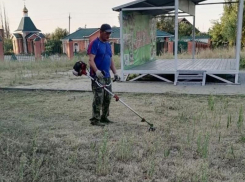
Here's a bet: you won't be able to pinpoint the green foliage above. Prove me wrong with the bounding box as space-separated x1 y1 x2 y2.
179 22 193 37
240 135 245 143
157 16 175 35
96 132 110 175
240 57 245 69
50 27 68 41
209 21 226 47
227 113 232 129
164 148 170 157
197 133 210 158
221 3 238 46
208 95 215 111
237 105 244 131
209 0 245 48
4 38 13 53
44 40 62 55
157 17 200 37
44 27 68 55
116 135 133 161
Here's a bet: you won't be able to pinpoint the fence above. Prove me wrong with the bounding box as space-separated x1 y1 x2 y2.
156 42 168 56
4 55 35 62
114 43 120 55
4 54 69 62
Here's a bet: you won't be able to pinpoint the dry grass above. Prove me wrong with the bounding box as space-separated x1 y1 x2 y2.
0 48 245 87
158 47 245 61
0 90 245 181
0 56 121 87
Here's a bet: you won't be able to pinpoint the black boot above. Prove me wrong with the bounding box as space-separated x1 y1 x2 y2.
100 116 114 124
90 118 105 126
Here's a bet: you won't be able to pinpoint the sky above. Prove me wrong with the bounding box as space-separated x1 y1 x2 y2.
2 0 225 34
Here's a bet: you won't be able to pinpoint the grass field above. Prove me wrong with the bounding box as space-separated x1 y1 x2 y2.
0 48 245 87
0 90 245 181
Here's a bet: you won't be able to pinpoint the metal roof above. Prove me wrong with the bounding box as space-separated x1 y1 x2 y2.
113 0 207 15
62 28 98 40
26 32 45 39
169 35 210 41
110 27 120 39
62 27 173 40
157 30 174 37
62 27 120 40
15 17 40 32
34 37 41 42
13 33 23 39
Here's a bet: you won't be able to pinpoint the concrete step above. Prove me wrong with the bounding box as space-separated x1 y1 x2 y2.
178 75 203 80
175 70 206 86
178 70 206 74
177 81 202 85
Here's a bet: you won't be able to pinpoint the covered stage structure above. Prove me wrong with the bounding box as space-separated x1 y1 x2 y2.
113 0 244 85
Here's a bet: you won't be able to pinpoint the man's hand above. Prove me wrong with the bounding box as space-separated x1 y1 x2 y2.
114 74 120 81
96 70 104 79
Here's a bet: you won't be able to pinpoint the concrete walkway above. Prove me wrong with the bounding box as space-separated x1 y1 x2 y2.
7 71 245 95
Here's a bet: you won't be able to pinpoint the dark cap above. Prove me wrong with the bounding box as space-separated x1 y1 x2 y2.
100 24 112 33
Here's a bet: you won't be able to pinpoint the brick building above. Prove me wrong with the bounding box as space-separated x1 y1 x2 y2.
61 27 172 55
12 5 45 55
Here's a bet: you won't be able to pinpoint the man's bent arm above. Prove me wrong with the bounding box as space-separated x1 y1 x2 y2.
110 58 117 75
89 54 98 72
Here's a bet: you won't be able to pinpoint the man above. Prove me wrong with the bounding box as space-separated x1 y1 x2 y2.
87 24 120 126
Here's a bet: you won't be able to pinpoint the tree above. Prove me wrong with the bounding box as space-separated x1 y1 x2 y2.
50 27 68 41
209 0 245 47
209 21 227 47
157 16 200 37
44 27 68 55
4 38 13 53
179 22 193 37
220 1 238 46
3 4 10 39
44 33 51 40
157 16 175 35
45 40 62 55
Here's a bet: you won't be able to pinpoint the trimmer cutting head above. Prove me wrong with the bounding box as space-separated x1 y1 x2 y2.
149 125 156 132
141 118 156 132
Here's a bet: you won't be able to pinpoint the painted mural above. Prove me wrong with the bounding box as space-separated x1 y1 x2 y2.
122 11 156 69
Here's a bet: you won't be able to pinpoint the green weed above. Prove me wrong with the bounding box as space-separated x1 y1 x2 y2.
96 132 110 176
164 147 170 157
237 105 244 131
116 135 133 161
147 157 156 178
197 133 210 158
208 95 215 111
227 113 232 129
240 135 245 143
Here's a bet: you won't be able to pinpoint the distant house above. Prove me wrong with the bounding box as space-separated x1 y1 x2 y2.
61 27 120 54
12 5 46 55
61 27 173 54
157 30 174 42
170 35 211 44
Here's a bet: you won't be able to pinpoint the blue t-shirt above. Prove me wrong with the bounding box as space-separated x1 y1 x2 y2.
87 37 112 78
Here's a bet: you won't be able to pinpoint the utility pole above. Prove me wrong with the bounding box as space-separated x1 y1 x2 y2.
68 13 71 34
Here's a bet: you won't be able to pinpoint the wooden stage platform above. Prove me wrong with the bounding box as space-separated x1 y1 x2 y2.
122 59 238 84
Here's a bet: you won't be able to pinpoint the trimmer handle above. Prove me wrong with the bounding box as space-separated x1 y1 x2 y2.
101 70 106 76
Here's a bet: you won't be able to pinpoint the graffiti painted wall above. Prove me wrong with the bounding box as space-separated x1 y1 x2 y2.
122 11 156 70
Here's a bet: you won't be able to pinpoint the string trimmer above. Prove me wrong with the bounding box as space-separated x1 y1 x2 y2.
72 61 156 131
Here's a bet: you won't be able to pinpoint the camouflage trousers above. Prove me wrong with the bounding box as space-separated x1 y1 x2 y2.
91 77 112 120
